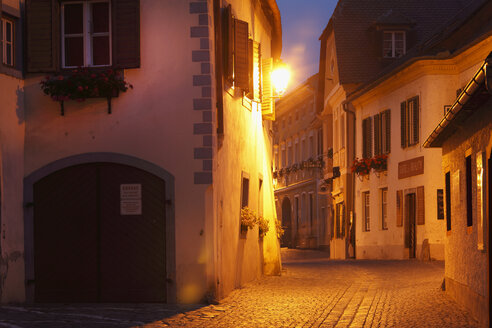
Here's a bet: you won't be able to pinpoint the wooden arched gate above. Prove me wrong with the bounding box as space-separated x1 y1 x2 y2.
33 162 166 302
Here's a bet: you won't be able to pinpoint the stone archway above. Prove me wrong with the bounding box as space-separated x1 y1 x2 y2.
24 153 176 303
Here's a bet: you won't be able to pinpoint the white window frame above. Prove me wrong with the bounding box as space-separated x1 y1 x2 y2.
61 0 112 68
1 17 14 66
383 31 405 58
381 188 388 230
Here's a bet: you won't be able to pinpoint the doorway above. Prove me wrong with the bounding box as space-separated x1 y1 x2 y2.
33 162 167 302
281 197 292 248
405 193 416 258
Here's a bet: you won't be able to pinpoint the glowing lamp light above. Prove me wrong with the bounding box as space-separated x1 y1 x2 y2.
271 64 291 97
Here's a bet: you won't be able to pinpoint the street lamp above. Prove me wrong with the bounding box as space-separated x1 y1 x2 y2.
271 62 291 97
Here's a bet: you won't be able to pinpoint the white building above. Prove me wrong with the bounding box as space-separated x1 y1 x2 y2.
1 0 282 304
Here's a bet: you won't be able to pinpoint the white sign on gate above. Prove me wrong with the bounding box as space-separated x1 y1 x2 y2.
120 184 142 215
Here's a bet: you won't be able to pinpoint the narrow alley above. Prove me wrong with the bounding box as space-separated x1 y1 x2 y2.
0 250 478 328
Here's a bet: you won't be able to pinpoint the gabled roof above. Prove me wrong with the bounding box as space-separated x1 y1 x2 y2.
374 10 414 26
322 0 469 85
347 0 491 102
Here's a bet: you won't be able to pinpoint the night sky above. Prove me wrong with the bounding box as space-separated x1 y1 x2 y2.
277 0 337 90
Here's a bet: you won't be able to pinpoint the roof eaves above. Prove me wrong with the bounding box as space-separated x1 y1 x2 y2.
423 52 491 148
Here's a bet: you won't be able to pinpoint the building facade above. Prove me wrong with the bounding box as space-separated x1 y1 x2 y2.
273 75 330 250
346 0 492 261
0 0 25 303
425 51 491 328
317 0 470 259
1 0 282 304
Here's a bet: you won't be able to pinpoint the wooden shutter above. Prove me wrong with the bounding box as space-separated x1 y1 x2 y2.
234 19 249 91
0 0 3 68
417 186 425 225
396 190 403 227
253 42 261 101
367 117 372 158
400 101 406 148
362 119 367 158
445 172 451 231
374 114 380 156
222 5 233 83
412 96 419 145
247 39 253 98
385 109 391 153
112 0 140 68
261 57 274 120
26 0 59 72
341 203 346 238
247 41 261 101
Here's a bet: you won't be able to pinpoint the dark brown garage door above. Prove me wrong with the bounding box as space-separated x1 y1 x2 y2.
33 163 166 302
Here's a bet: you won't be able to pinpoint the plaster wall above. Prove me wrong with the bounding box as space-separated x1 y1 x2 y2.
352 36 492 260
441 101 491 328
0 74 25 302
211 0 280 300
23 0 210 303
353 73 462 260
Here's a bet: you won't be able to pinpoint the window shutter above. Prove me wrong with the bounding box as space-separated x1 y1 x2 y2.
0 1 3 68
417 186 425 225
247 39 254 98
26 0 60 72
385 109 391 153
341 203 346 238
234 19 249 91
362 119 367 158
367 117 373 158
374 114 380 156
261 57 274 120
400 101 406 148
254 42 261 101
112 0 140 68
412 97 419 145
396 190 403 227
222 5 233 82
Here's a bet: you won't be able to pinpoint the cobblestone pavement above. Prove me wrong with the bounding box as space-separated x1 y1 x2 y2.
0 250 479 328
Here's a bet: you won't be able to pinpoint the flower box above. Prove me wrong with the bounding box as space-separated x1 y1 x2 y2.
351 158 371 176
371 154 388 172
40 68 133 115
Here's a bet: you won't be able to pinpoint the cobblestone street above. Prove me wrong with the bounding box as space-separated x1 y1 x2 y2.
0 250 479 328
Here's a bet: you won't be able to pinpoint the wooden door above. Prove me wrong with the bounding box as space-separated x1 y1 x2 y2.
405 193 416 258
33 163 166 302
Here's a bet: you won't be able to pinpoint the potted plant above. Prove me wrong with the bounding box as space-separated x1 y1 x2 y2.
371 154 388 172
240 206 257 234
40 68 133 115
275 218 285 240
257 215 269 238
351 157 371 177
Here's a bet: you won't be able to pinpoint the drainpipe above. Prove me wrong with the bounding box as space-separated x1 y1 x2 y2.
342 101 356 259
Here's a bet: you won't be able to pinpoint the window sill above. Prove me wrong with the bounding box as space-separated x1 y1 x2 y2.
0 65 23 79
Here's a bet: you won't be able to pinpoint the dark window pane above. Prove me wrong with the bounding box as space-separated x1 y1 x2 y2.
65 37 84 67
92 36 110 65
6 44 12 65
92 2 109 33
6 21 12 42
64 4 84 34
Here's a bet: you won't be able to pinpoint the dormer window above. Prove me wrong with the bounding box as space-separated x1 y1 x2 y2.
383 31 405 58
